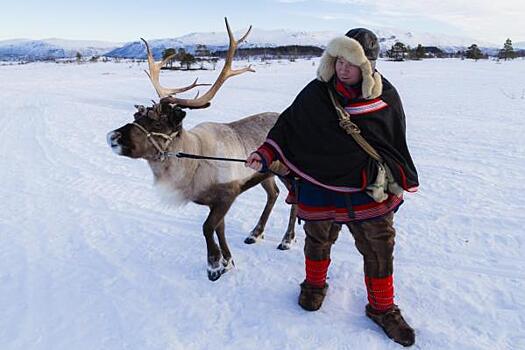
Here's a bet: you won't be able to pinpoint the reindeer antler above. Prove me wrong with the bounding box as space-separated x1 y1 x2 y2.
141 38 211 98
146 17 254 108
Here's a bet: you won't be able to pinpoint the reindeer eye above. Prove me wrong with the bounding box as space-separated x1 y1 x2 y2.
152 121 162 129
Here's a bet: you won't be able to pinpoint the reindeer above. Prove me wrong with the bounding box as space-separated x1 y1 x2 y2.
107 19 297 281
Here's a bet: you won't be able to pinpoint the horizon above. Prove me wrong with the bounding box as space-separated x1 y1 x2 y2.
1 0 524 45
1 27 523 49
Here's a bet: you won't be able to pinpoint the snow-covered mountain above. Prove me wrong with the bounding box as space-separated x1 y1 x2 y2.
373 28 497 53
105 38 187 59
106 27 501 59
178 28 338 48
0 28 507 61
0 38 121 60
104 28 339 59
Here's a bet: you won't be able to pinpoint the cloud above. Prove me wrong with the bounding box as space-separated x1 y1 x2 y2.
310 0 525 42
381 0 525 42
274 0 525 42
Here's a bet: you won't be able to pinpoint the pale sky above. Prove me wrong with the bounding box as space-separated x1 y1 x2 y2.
1 0 524 44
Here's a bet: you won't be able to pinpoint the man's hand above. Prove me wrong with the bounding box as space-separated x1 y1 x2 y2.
245 152 264 171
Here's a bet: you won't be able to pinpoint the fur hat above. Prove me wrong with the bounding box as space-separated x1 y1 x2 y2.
346 28 380 62
317 28 382 99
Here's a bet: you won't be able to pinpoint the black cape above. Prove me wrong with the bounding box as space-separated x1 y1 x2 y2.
267 77 419 191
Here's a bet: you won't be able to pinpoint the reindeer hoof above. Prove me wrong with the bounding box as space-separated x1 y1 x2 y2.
208 269 223 281
222 257 235 271
277 242 291 250
244 236 257 244
207 257 235 281
244 233 264 244
277 237 296 250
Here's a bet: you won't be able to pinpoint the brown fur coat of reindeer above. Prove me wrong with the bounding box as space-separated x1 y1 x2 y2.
107 18 297 281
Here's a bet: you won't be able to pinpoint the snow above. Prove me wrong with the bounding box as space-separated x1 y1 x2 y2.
1 57 524 350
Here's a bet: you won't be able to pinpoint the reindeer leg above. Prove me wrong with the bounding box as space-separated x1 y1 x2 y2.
277 203 298 250
203 200 236 281
215 219 234 272
244 177 279 244
203 211 222 281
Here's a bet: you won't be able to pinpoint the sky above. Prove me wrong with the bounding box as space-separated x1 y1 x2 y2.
1 0 524 45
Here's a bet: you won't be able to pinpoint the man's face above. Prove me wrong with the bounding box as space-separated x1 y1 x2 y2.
335 57 362 85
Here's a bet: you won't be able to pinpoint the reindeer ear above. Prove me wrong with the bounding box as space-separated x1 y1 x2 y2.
133 105 146 120
168 107 186 126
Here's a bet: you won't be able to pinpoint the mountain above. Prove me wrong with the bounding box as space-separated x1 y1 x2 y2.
0 28 505 61
372 28 497 53
105 28 340 59
105 38 187 59
0 38 122 60
177 28 338 48
106 27 500 59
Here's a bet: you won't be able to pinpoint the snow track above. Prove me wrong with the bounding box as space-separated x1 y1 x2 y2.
1 59 524 349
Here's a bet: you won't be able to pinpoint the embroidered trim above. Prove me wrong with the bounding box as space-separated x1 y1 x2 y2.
345 99 388 115
296 195 403 222
265 138 364 193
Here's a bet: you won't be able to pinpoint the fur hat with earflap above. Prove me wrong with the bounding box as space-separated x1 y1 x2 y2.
317 28 383 100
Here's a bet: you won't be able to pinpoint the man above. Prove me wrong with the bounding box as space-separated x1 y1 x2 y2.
246 28 419 347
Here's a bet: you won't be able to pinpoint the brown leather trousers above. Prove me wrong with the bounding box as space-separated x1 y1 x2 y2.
303 212 396 278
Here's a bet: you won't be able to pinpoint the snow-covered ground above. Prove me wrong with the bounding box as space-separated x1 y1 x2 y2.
1 58 524 350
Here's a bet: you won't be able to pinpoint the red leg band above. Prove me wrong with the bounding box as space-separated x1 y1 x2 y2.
305 258 330 287
365 275 394 312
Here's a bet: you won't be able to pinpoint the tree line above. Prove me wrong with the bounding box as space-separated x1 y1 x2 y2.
159 38 522 69
156 44 322 70
384 38 523 61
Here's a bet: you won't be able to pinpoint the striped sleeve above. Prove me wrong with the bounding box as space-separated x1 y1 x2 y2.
256 142 277 166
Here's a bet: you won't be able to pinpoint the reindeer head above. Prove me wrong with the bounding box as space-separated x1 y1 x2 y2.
107 102 186 160
107 18 253 161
